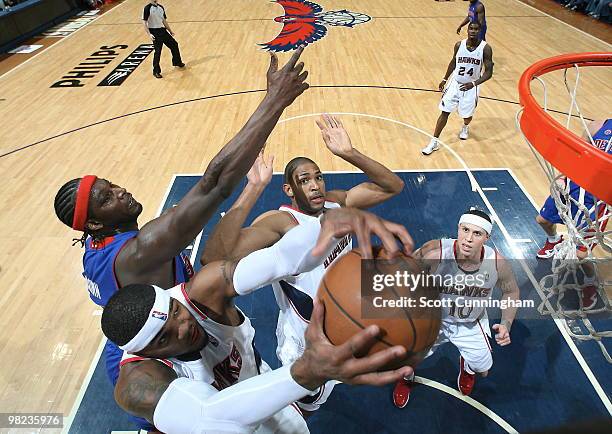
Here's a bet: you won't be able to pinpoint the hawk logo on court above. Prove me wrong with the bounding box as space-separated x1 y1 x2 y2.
261 0 371 52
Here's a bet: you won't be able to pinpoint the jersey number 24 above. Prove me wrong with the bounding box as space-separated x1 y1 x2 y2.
458 66 474 76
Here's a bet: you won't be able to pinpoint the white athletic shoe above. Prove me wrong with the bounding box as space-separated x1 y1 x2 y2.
422 139 439 155
459 125 469 140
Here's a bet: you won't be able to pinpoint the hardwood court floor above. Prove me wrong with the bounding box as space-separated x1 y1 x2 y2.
0 0 609 429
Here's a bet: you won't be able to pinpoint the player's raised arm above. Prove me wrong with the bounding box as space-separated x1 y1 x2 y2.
200 152 274 265
188 208 414 311
118 49 309 276
316 114 404 209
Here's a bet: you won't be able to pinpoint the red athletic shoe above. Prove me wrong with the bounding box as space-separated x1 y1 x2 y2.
458 356 475 396
581 285 598 310
537 236 563 259
393 377 413 408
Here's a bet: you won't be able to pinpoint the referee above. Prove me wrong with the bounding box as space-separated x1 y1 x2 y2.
142 0 185 78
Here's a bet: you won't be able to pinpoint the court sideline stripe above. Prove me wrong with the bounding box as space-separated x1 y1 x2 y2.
62 338 106 433
89 15 547 26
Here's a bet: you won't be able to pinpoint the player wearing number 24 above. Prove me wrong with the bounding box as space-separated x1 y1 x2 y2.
421 21 494 156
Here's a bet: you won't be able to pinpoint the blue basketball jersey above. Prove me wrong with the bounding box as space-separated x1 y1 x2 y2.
82 231 194 307
591 118 612 153
468 1 487 39
569 119 612 194
82 231 194 431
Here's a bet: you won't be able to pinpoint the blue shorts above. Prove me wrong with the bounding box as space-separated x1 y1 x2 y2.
105 341 156 431
479 26 487 41
539 189 596 226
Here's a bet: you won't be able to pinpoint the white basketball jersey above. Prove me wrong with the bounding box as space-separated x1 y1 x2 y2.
435 239 498 323
453 39 487 84
272 202 353 337
121 283 261 390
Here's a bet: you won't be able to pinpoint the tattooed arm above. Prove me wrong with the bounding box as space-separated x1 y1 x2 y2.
114 360 178 422
412 239 442 274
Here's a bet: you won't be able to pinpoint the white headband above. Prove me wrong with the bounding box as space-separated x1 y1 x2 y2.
120 285 171 353
459 213 493 234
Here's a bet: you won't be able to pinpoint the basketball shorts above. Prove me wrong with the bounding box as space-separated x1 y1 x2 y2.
439 78 479 118
539 189 608 251
255 362 310 434
276 314 337 412
427 317 493 373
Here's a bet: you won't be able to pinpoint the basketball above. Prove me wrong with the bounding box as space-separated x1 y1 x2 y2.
318 247 442 369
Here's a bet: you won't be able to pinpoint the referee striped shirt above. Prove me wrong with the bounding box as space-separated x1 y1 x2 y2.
143 3 166 29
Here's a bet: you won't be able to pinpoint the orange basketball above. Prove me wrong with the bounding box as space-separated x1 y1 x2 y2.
318 247 441 369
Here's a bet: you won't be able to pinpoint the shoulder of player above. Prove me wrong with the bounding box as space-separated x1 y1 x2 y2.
493 250 509 272
252 209 296 231
115 359 177 416
417 239 442 260
483 43 493 56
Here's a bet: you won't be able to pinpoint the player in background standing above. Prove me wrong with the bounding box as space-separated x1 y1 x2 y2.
422 21 493 155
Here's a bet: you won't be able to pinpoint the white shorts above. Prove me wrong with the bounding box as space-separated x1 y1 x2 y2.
427 317 493 373
255 362 310 433
276 314 337 412
439 78 480 118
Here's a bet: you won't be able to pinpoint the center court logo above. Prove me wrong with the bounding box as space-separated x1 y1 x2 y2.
261 0 371 52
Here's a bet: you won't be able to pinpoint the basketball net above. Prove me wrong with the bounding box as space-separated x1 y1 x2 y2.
517 62 612 362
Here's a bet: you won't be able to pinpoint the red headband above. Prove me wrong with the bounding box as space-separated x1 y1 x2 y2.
72 175 97 231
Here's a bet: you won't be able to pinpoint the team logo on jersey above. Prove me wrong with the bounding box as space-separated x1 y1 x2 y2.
261 0 371 52
604 129 611 135
151 310 168 321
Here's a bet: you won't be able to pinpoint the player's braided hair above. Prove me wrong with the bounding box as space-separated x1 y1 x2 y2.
284 156 317 184
54 178 103 247
54 179 88 246
101 284 156 347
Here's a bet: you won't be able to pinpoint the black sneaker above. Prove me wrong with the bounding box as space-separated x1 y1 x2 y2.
153 72 163 79
174 63 186 68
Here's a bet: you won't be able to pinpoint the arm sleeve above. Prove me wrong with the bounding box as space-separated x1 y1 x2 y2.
153 365 311 434
143 5 150 21
232 217 337 295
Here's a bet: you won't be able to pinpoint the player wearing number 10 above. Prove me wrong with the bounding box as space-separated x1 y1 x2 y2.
422 21 494 155
392 209 520 408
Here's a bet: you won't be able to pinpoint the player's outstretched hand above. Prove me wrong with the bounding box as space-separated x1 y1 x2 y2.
290 299 414 390
266 46 309 108
246 150 274 189
492 323 511 346
312 208 414 259
316 114 354 158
